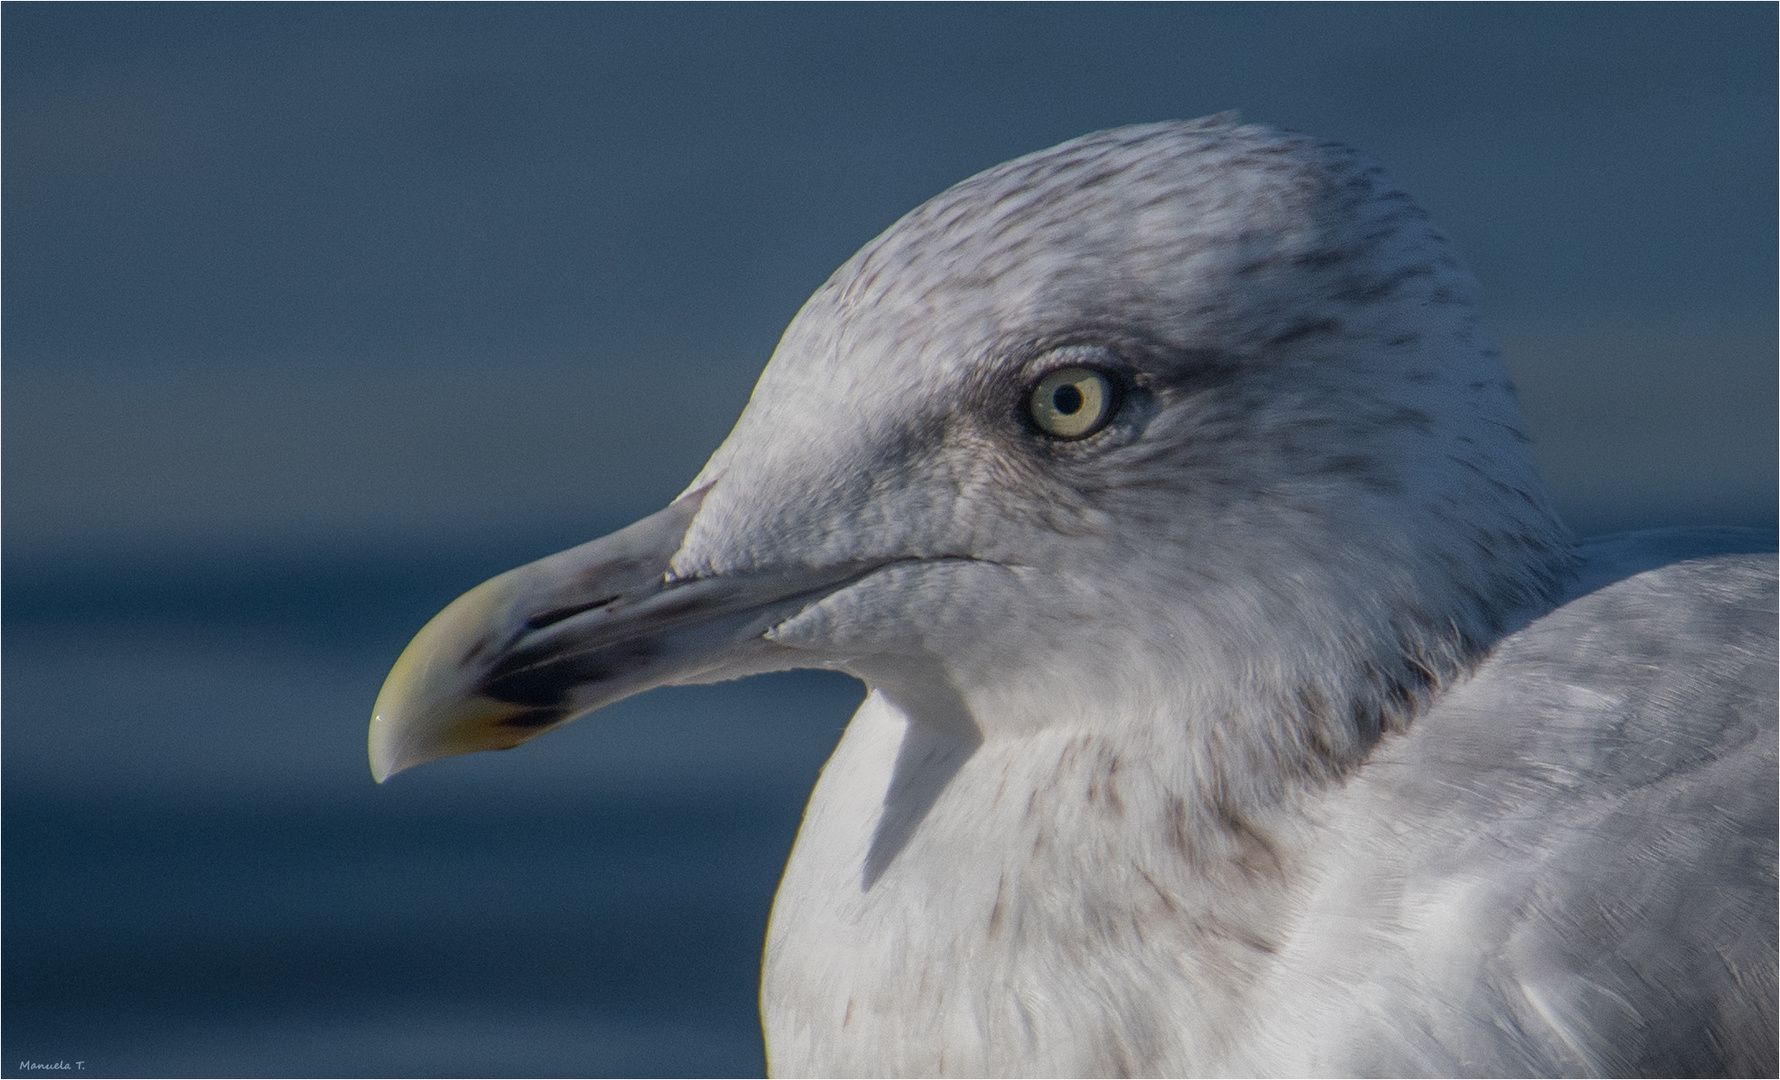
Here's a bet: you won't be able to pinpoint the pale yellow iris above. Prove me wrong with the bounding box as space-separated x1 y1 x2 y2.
1029 366 1113 438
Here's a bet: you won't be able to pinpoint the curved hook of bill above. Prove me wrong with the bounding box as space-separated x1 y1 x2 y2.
367 487 861 782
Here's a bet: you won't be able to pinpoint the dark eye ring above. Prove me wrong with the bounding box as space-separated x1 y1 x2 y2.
1028 366 1116 439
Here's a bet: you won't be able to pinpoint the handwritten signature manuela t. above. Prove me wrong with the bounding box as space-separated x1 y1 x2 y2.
18 1062 82 1072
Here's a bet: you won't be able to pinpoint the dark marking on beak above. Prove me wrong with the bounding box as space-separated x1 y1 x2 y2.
481 638 662 708
496 707 569 730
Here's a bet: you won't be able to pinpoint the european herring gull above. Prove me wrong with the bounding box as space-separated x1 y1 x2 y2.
368 117 1777 1076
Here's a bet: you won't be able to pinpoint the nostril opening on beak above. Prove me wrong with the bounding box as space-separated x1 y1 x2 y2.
523 595 622 632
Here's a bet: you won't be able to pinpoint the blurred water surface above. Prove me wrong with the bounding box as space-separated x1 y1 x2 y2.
5 533 862 1077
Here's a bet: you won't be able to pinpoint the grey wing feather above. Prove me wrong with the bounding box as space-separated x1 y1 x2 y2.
1506 542 1777 1077
1326 532 1777 1075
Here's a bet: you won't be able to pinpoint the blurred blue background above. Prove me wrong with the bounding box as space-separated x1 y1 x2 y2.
4 5 1774 1076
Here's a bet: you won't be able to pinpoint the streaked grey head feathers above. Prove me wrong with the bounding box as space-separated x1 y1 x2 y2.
677 118 1572 775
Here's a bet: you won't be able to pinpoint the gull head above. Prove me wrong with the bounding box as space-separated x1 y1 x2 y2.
370 117 1571 789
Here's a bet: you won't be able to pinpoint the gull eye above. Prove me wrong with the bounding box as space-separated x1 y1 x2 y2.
1028 366 1115 439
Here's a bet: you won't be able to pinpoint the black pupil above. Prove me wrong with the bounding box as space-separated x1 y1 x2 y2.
1052 383 1084 415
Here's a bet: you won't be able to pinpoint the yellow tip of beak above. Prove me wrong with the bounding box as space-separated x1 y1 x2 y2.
368 572 550 782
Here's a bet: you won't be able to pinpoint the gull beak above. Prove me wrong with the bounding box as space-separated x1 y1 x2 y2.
368 487 854 782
